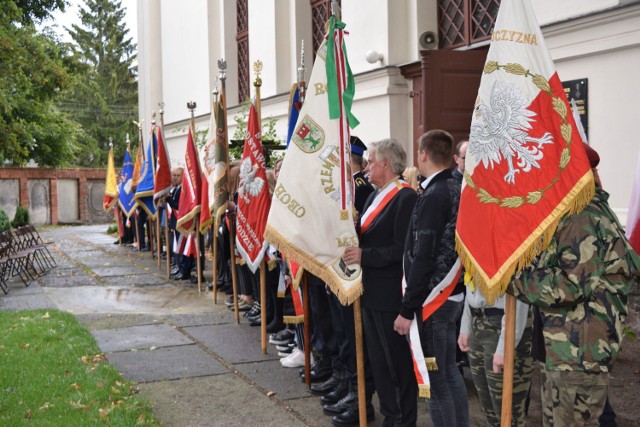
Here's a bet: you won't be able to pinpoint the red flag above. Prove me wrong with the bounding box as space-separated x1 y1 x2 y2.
627 154 640 253
235 104 271 273
153 125 172 204
176 126 202 235
455 0 594 303
199 170 212 233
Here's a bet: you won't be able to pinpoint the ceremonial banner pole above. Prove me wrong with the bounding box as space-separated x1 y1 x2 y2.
134 124 143 251
211 83 220 304
218 60 240 321
298 40 306 104
155 122 162 268
159 103 171 278
230 223 240 322
187 101 203 293
149 116 156 262
254 61 268 354
501 294 516 426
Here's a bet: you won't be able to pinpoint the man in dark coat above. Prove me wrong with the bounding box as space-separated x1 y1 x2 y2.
343 138 418 426
394 129 468 427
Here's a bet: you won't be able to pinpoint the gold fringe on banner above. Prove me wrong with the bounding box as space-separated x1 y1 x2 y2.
425 357 438 371
283 314 304 324
456 171 595 305
418 384 431 399
264 226 363 306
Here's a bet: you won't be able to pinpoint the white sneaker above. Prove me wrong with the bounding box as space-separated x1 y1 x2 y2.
280 348 314 368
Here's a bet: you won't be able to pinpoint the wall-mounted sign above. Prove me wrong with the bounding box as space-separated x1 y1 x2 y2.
562 78 588 141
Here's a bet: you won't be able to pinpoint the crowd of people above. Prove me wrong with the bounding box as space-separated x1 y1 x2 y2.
115 130 638 427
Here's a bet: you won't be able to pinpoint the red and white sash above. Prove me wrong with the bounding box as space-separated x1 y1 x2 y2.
402 258 462 398
360 179 412 234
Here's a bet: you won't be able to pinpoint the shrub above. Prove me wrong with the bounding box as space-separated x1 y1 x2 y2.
11 205 29 228
0 209 10 232
107 224 118 234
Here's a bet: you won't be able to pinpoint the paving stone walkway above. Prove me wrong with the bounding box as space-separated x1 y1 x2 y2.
0 224 572 426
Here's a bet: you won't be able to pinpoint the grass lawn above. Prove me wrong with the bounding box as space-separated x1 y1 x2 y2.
0 309 159 426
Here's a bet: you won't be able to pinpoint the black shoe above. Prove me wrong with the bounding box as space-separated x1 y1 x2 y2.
244 304 261 318
139 246 150 252
310 375 341 396
323 391 357 415
249 317 263 327
266 320 284 334
331 403 374 426
114 240 121 245
301 362 333 383
207 284 214 291
171 272 190 281
320 380 349 405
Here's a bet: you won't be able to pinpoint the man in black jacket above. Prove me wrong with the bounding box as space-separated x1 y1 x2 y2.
343 138 418 426
394 130 468 427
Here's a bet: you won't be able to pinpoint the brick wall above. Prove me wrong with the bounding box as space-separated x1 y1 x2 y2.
0 168 107 225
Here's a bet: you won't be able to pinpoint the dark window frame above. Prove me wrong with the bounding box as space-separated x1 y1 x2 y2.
438 0 500 49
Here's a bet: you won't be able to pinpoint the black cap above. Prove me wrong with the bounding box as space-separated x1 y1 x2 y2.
350 136 367 156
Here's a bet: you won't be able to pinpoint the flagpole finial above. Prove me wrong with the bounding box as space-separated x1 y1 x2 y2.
218 58 227 82
253 60 263 88
158 101 165 127
213 77 219 97
109 137 113 149
187 101 197 122
126 133 130 146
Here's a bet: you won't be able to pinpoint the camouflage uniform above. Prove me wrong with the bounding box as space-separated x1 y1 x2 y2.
461 290 533 427
510 188 640 426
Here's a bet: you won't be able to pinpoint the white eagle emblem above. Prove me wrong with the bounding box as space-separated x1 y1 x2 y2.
238 157 265 203
469 80 553 184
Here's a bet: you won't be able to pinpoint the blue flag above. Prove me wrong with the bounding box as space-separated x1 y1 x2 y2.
286 85 301 147
118 149 137 218
134 135 157 218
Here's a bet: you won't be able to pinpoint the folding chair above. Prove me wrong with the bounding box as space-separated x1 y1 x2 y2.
22 225 56 270
0 232 12 293
4 229 39 286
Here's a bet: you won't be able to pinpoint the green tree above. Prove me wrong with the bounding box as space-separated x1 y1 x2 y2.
62 0 138 166
0 0 82 167
14 0 67 24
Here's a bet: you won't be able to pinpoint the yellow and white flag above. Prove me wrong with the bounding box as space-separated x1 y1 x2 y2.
265 17 362 305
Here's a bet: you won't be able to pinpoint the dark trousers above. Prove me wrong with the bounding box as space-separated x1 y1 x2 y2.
421 299 469 427
308 274 337 365
327 293 351 379
362 307 417 427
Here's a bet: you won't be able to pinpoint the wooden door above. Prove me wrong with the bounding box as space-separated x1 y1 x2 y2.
416 48 488 161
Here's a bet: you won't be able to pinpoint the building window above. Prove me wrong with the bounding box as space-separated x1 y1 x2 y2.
438 0 500 49
311 0 339 59
237 0 250 103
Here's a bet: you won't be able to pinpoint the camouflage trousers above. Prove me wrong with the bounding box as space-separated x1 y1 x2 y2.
540 366 609 427
468 312 533 427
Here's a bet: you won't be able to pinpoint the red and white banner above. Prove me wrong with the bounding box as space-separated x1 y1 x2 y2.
176 126 202 236
153 125 172 204
235 104 271 273
456 0 594 303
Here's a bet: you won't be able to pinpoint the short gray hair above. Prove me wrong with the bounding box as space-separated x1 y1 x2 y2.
369 138 407 175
